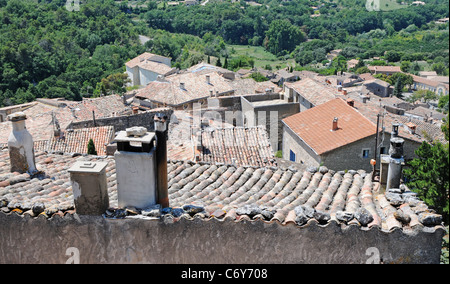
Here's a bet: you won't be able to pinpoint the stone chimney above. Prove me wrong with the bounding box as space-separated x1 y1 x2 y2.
180 82 185 90
206 75 210 84
386 136 405 191
331 117 339 131
7 112 36 174
114 126 157 209
68 161 109 215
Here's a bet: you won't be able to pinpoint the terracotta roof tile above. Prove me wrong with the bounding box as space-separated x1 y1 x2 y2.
283 98 377 155
198 126 276 167
0 150 443 233
47 126 115 156
340 91 446 144
135 72 233 106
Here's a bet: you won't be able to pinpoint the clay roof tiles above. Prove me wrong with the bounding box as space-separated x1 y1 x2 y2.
0 150 443 233
198 126 276 167
283 98 377 155
284 78 341 107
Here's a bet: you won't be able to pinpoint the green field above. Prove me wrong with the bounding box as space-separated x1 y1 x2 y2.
227 44 295 70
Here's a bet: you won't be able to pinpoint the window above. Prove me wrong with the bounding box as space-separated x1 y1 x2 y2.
289 150 296 162
380 147 387 155
362 149 370 158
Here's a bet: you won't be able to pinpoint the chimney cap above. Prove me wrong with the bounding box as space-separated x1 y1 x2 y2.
115 130 155 144
7 112 27 122
68 161 108 174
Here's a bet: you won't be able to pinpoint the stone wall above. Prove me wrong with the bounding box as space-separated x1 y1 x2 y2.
0 213 443 264
241 95 299 152
282 123 320 166
68 109 174 133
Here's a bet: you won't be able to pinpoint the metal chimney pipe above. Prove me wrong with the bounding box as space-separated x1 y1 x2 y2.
154 113 169 208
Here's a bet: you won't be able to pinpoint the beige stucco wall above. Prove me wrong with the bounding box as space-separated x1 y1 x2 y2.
0 213 444 264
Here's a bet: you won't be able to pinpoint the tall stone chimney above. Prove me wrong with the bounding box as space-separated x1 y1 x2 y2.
114 126 157 209
386 136 405 191
68 161 109 215
7 112 36 174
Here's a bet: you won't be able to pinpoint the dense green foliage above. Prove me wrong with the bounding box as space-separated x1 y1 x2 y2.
404 140 449 225
0 0 449 107
0 0 146 107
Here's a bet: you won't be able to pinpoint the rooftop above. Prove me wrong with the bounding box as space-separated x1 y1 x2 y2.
412 74 450 89
368 66 402 73
340 91 447 144
197 126 276 167
283 98 377 155
0 95 129 144
45 126 115 156
284 78 340 107
125 52 171 69
134 72 234 106
0 149 443 233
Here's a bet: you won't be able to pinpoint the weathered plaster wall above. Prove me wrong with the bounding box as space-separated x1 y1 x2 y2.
68 109 174 133
0 213 444 264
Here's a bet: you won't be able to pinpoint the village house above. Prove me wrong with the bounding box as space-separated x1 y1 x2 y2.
240 92 299 152
132 62 281 111
368 65 402 76
282 98 378 172
271 69 300 86
361 79 391 97
411 74 449 96
133 71 235 110
0 111 444 263
125 52 176 87
339 90 447 163
283 78 341 112
347 59 360 70
404 106 447 123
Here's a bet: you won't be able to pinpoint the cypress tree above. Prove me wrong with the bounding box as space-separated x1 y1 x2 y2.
87 138 97 155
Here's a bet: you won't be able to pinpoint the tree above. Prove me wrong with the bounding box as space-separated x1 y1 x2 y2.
265 20 305 56
87 139 97 155
403 140 449 224
98 73 131 96
216 57 222 67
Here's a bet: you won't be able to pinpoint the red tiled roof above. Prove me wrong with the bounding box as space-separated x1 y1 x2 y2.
0 150 444 232
283 98 377 155
47 126 115 156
